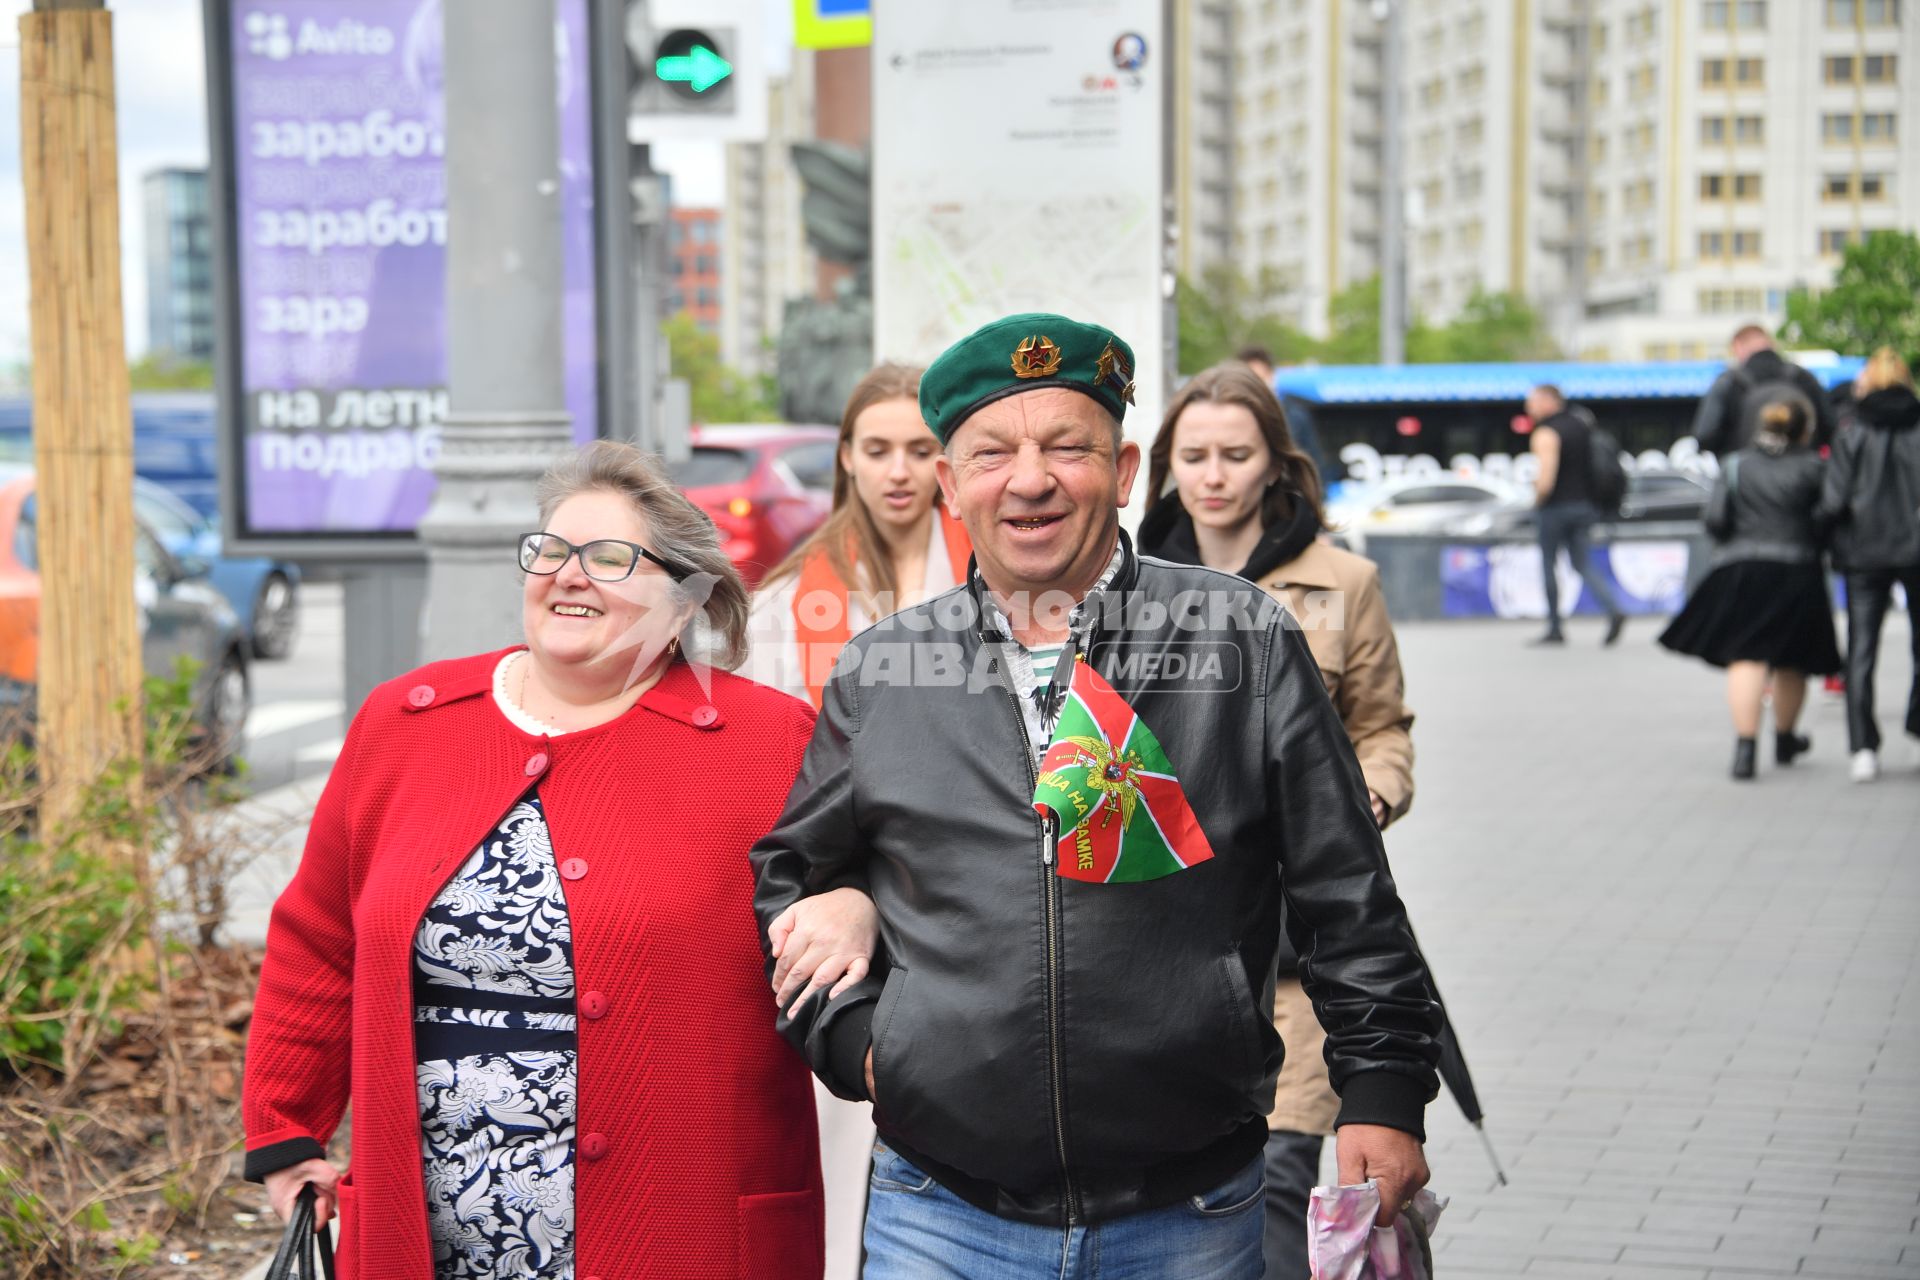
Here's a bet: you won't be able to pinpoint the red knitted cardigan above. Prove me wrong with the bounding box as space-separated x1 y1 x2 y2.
242 649 825 1280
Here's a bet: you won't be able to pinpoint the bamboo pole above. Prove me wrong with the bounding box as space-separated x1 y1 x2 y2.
19 0 144 844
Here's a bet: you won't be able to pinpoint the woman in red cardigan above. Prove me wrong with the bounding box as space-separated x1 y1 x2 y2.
243 442 876 1280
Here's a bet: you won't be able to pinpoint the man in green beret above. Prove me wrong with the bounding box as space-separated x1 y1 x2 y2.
754 312 1439 1278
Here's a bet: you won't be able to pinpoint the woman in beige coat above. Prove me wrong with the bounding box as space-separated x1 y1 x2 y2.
1138 362 1415 1280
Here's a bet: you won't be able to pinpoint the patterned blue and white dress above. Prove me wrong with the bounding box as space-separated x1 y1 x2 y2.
413 792 577 1280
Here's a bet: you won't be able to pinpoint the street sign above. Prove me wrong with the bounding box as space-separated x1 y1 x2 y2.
626 0 766 142
793 0 870 49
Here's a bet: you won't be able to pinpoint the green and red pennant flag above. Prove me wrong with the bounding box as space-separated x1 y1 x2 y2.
1033 654 1217 883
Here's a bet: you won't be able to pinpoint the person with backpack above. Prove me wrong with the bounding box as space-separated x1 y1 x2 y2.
1819 347 1920 784
1659 392 1841 779
1691 324 1837 457
1525 384 1628 646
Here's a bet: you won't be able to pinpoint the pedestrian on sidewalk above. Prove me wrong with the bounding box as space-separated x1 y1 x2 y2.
742 362 971 1278
1659 393 1841 779
1524 384 1628 646
1691 323 1838 458
242 441 878 1279
753 313 1440 1280
1138 362 1417 1280
1819 347 1920 784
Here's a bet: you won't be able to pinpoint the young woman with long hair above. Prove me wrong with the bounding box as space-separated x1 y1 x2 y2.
745 363 970 707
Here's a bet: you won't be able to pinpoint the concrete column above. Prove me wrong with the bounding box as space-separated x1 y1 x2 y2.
418 1 575 660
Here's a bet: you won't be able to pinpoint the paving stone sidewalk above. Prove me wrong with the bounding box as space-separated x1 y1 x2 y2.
1388 616 1919 1279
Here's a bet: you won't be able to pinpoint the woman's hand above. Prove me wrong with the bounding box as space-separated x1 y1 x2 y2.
1368 790 1388 829
263 1159 341 1229
768 887 880 1010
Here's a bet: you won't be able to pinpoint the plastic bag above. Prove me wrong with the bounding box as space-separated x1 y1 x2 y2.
1307 1180 1448 1280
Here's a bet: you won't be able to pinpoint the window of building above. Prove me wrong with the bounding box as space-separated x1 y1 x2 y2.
1819 228 1858 254
1701 58 1727 87
1735 115 1764 143
1700 287 1767 313
1627 7 1658 41
1860 172 1886 199
1736 0 1767 25
1626 178 1655 210
1590 189 1609 219
1700 116 1727 144
1591 21 1609 52
1734 231 1761 257
1625 234 1654 264
1455 169 1484 200
1824 113 1856 142
1592 77 1612 106
1734 58 1764 86
1418 77 1446 108
1458 65 1486 96
1420 229 1445 258
1825 0 1856 20
1861 112 1896 141
1825 55 1856 83
1458 220 1484 253
1699 230 1727 258
1588 246 1607 274
1822 173 1853 199
1420 178 1444 210
1628 122 1656 154
1458 117 1485 148
1864 0 1899 24
1700 174 1727 198
1703 0 1729 27
1630 66 1657 99
1734 173 1762 199
1460 12 1485 43
1863 55 1896 83
1591 134 1611 165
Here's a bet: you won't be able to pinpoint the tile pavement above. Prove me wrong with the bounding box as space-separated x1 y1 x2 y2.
1385 615 1919 1278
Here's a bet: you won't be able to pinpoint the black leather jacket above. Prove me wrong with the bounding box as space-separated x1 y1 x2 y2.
751 535 1440 1227
1705 447 1830 566
1821 386 1920 572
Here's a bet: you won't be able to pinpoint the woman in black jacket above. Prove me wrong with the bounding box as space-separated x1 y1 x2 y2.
1822 347 1920 783
1660 391 1841 779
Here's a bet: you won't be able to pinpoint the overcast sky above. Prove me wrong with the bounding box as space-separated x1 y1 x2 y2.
0 1 725 368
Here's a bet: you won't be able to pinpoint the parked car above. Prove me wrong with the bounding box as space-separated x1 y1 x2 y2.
1448 470 1713 537
1327 475 1531 554
0 464 250 769
667 424 838 585
0 399 301 659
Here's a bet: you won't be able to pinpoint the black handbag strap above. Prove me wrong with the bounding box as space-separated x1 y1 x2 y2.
266 1184 337 1280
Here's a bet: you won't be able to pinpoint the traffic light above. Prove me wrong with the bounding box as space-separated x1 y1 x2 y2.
625 0 766 141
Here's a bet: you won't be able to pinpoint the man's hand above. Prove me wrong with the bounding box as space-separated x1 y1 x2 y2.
865 1046 877 1102
263 1158 341 1229
768 886 880 1010
1335 1124 1429 1228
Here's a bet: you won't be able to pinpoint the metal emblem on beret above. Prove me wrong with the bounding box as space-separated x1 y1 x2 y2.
1096 339 1137 405
1013 335 1063 379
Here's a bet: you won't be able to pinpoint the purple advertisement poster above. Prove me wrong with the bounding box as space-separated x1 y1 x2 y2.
229 0 598 536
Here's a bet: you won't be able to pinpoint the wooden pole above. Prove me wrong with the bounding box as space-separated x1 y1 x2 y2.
19 0 144 841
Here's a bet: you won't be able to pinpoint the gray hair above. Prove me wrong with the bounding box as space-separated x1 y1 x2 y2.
534 440 751 670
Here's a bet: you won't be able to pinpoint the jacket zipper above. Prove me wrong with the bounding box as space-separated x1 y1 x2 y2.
989 644 1081 1225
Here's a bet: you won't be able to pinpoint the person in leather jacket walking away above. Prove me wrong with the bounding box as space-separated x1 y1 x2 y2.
751 313 1441 1279
1820 347 1920 783
1659 393 1842 779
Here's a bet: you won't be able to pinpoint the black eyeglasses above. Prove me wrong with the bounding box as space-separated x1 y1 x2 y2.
516 532 693 583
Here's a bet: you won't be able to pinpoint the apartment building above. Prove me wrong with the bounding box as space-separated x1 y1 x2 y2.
721 62 818 379
1181 0 1917 355
669 207 723 335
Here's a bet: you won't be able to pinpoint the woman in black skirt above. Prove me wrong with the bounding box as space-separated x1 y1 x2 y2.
1661 391 1841 779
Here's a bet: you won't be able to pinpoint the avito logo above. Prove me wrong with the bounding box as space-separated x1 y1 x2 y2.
245 10 395 60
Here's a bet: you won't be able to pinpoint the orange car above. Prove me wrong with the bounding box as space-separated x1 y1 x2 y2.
0 464 251 764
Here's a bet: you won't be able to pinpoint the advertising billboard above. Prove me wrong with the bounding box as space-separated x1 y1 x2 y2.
872 1 1169 477
207 0 601 554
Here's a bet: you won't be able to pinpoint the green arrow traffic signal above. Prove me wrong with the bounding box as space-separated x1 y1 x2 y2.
656 43 732 93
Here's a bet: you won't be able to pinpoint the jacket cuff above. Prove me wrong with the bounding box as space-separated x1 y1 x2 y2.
244 1135 327 1183
824 1001 877 1101
1332 1071 1429 1142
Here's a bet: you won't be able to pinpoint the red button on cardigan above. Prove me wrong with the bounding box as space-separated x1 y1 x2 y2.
580 1132 610 1162
579 991 608 1020
524 752 549 776
408 685 435 708
560 857 589 881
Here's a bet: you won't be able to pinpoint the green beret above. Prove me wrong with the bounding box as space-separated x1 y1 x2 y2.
919 312 1137 445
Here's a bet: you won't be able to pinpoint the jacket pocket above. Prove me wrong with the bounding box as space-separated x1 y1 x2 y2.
868 968 909 1123
331 1174 357 1280
737 1188 824 1280
1217 949 1266 1082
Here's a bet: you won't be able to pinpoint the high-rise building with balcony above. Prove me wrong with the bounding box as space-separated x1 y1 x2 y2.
142 167 214 363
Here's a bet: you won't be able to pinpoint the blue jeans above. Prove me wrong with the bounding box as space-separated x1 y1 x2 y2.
861 1143 1265 1280
1537 501 1625 630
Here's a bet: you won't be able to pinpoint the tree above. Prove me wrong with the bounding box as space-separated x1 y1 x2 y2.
663 312 778 423
1319 276 1381 364
1174 263 1316 374
1410 289 1559 363
1780 229 1920 362
128 355 214 390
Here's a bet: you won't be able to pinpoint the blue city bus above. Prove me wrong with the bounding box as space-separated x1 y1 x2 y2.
1270 357 1864 488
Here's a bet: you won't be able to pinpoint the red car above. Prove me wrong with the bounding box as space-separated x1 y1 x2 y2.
669 424 838 586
